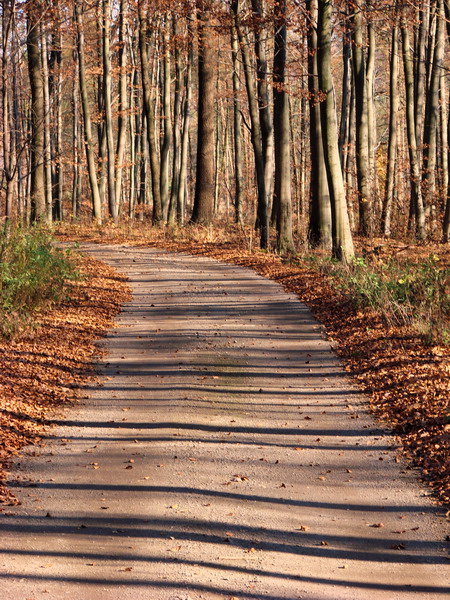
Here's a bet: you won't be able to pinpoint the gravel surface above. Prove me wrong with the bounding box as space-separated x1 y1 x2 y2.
1 244 449 600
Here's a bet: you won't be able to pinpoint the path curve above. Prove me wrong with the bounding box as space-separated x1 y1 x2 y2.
1 244 449 600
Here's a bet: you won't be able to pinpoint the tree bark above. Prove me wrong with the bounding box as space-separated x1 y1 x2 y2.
351 6 372 235
138 1 162 223
26 0 46 222
307 0 331 249
273 0 294 254
115 0 128 210
191 0 216 225
401 15 425 239
74 1 102 223
232 0 268 248
317 0 354 262
382 22 399 237
102 0 117 221
231 22 243 224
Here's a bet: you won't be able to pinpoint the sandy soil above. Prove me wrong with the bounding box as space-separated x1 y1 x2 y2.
0 244 448 600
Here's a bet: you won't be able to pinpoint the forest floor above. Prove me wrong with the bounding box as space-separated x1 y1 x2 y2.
0 242 448 600
0 252 131 505
55 223 450 507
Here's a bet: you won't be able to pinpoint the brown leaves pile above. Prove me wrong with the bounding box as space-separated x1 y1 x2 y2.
57 223 449 506
0 254 131 505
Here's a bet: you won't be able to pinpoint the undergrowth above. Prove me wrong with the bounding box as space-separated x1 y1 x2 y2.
311 253 450 344
0 224 79 337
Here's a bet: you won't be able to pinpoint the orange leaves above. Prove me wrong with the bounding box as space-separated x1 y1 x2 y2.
0 255 130 504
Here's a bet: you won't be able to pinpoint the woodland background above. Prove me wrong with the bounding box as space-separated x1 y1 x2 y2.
2 0 450 259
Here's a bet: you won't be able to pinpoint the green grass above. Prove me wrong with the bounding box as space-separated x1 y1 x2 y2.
0 225 79 338
309 253 450 344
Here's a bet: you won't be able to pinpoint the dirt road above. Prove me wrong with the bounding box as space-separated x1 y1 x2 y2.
1 244 448 599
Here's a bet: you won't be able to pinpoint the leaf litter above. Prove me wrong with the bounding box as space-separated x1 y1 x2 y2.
0 254 131 505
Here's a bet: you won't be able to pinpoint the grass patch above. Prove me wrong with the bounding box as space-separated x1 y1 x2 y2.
310 253 450 344
0 225 79 338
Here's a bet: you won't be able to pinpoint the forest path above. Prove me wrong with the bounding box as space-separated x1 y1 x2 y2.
1 244 448 600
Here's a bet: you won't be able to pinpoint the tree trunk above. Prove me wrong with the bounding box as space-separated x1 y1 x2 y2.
317 0 354 262
102 0 117 221
160 15 172 221
382 22 399 237
74 1 102 223
273 0 294 254
2 0 14 219
168 17 182 225
26 0 46 222
138 1 162 223
251 0 274 222
307 0 331 249
115 0 128 210
422 0 445 221
401 15 425 239
351 7 372 235
232 0 268 248
40 26 53 223
177 24 193 224
191 0 216 225
231 22 243 224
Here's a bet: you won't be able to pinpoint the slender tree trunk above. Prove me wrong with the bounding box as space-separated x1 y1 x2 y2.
102 0 117 221
251 0 274 221
177 25 193 224
231 22 243 224
2 0 14 219
422 0 445 221
26 0 46 222
115 0 128 211
138 1 162 223
351 7 372 235
338 11 351 167
317 0 354 262
160 15 172 221
168 17 182 225
40 26 52 223
72 58 81 220
307 0 331 248
191 0 216 225
75 1 102 223
415 0 429 150
401 15 425 239
366 12 379 217
232 0 268 248
51 3 63 221
273 0 294 254
382 22 399 237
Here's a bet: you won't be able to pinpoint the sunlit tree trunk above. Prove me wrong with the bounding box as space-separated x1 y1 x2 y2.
382 21 399 237
138 0 162 223
26 0 46 222
160 14 172 221
273 0 294 254
231 22 243 224
317 0 354 262
232 0 268 248
307 0 331 249
102 0 117 221
351 6 372 235
191 0 216 225
115 0 128 211
177 24 193 224
422 0 445 221
401 14 425 239
74 1 102 223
